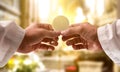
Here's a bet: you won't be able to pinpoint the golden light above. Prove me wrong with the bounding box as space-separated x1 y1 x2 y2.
96 0 104 16
36 0 105 24
75 7 86 23
51 0 58 12
85 0 105 24
38 0 50 22
85 0 104 16
24 59 32 65
58 6 63 15
85 0 96 14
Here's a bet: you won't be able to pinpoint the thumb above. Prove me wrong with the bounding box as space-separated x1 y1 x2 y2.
61 26 81 36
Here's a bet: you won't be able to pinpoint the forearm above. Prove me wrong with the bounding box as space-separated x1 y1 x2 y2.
0 21 25 67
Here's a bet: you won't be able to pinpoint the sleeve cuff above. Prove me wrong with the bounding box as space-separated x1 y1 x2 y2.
97 24 120 65
0 21 25 67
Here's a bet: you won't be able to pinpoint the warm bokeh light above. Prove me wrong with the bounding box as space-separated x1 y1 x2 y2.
96 0 104 16
37 0 105 24
38 0 50 22
75 7 86 23
58 6 63 15
85 0 104 17
85 0 96 14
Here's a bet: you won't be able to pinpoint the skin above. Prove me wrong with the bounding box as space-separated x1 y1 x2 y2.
17 23 60 53
61 23 102 51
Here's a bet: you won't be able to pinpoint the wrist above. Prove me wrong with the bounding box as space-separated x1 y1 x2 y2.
94 28 103 50
17 35 27 52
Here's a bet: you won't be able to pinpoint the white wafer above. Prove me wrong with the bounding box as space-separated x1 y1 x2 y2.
52 16 69 31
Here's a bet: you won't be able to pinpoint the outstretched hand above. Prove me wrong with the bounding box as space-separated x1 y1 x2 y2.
18 23 60 53
18 22 103 53
61 23 102 51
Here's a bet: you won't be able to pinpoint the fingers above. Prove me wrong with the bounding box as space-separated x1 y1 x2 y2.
70 22 89 27
61 23 84 36
37 23 54 31
43 37 59 41
65 37 88 50
65 37 86 46
34 23 61 39
62 34 80 41
34 43 55 50
36 24 60 45
61 26 82 36
42 37 58 46
39 44 55 50
61 23 91 37
36 25 60 47
34 23 61 36
30 22 94 51
72 44 87 50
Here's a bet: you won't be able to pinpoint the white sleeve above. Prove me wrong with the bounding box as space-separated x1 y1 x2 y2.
97 20 120 65
0 21 25 67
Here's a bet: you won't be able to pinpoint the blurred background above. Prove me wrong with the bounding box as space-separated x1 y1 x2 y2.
0 0 119 72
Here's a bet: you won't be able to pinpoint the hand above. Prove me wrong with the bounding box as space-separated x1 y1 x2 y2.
18 23 60 53
61 23 102 51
